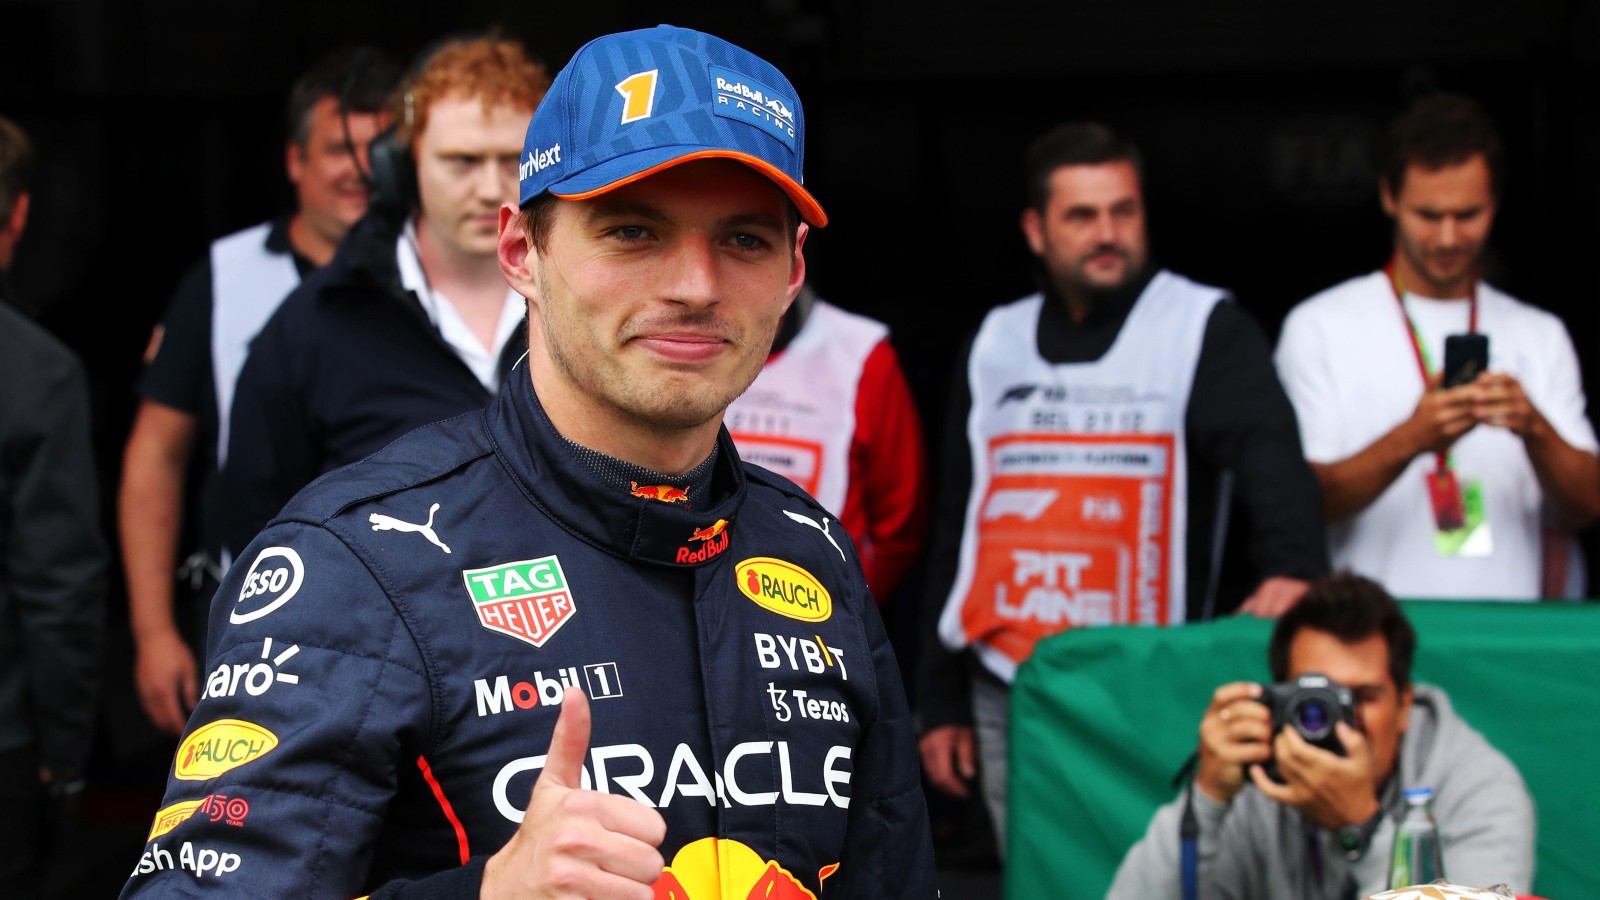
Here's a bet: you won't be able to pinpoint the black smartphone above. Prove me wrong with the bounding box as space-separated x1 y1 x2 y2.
1442 333 1490 388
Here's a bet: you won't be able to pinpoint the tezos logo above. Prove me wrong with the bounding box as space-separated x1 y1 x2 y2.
175 719 278 781
202 637 301 699
230 547 304 624
462 555 576 648
736 558 831 622
766 682 851 724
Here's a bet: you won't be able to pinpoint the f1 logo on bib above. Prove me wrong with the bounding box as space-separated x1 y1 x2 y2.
230 547 305 625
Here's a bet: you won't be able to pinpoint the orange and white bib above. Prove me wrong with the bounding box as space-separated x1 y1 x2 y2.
726 300 886 513
938 271 1223 681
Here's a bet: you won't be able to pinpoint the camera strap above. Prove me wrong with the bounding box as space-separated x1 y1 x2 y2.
1174 752 1200 900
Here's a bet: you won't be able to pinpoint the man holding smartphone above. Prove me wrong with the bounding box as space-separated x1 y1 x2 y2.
1275 93 1600 599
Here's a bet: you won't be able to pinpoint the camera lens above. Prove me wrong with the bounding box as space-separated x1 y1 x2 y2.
1296 700 1330 735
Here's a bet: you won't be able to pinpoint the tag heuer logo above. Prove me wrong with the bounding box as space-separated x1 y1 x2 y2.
462 556 576 648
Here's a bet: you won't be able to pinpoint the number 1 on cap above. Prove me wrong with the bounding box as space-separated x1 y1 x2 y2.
615 70 659 124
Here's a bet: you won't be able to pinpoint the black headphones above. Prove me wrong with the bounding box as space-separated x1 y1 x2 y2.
363 35 479 219
365 124 417 218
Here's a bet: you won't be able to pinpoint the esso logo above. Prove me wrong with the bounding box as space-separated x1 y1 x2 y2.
230 547 305 625
241 567 290 600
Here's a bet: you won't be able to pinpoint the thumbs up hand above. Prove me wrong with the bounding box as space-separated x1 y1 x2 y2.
481 690 668 899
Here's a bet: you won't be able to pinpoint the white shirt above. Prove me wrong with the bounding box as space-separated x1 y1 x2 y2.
396 219 524 392
1275 271 1596 599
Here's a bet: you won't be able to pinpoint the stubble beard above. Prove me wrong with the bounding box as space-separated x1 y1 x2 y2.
535 268 772 435
1405 237 1481 297
1052 243 1143 307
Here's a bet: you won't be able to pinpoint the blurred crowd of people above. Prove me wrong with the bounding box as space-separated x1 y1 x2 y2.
1 24 1590 898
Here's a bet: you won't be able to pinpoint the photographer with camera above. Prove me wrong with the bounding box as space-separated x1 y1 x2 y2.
1108 573 1534 899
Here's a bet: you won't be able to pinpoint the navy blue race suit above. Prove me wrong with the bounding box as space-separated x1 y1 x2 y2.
121 360 937 899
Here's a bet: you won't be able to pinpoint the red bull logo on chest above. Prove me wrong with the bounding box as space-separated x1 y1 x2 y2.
462 555 576 648
652 837 836 899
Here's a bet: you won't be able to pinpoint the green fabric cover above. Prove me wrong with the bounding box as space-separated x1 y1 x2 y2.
1008 601 1599 899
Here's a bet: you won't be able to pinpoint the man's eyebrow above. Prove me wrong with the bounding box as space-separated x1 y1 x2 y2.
719 211 787 233
583 199 671 226
581 203 786 234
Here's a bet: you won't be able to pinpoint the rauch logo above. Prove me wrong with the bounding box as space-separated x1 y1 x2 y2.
175 719 278 781
735 558 832 622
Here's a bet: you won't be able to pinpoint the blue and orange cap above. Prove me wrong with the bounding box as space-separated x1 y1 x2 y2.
517 24 826 227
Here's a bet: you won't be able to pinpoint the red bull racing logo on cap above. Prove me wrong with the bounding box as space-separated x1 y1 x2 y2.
736 558 831 622
652 837 835 899
709 65 797 150
462 556 576 648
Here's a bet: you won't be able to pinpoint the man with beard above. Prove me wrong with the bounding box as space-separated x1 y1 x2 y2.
122 25 935 899
917 122 1326 852
1275 94 1600 599
219 36 548 559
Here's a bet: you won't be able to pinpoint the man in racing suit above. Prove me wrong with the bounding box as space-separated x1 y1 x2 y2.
121 24 937 900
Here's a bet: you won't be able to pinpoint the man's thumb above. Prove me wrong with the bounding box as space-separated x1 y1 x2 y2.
538 688 591 791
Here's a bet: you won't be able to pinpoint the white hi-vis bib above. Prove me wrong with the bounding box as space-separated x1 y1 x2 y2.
937 271 1223 682
726 300 885 513
210 222 300 466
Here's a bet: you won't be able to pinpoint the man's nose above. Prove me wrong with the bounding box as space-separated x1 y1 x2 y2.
664 237 719 308
1438 216 1459 247
482 160 515 204
1094 213 1119 244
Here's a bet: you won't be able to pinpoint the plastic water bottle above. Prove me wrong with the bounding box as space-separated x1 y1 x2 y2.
1388 787 1445 888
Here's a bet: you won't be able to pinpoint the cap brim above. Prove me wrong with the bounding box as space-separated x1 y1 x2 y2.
549 147 827 228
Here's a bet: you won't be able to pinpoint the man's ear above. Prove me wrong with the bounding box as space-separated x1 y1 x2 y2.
286 141 304 188
6 191 29 240
1396 682 1415 734
497 203 538 298
1379 179 1398 218
785 223 808 303
1020 207 1045 256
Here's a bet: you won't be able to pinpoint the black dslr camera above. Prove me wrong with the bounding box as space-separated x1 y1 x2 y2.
1256 673 1357 783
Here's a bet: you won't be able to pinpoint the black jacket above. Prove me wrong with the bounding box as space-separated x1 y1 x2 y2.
124 361 937 898
219 212 523 560
0 299 107 774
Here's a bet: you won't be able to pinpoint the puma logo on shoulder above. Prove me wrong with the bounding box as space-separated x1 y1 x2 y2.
782 509 845 561
370 502 451 554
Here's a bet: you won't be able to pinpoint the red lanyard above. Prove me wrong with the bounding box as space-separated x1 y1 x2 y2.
1384 258 1478 473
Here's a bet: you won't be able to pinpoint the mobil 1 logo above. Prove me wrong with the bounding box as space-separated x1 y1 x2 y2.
474 662 623 717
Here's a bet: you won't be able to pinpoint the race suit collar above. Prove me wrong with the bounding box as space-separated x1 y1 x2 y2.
489 358 747 567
